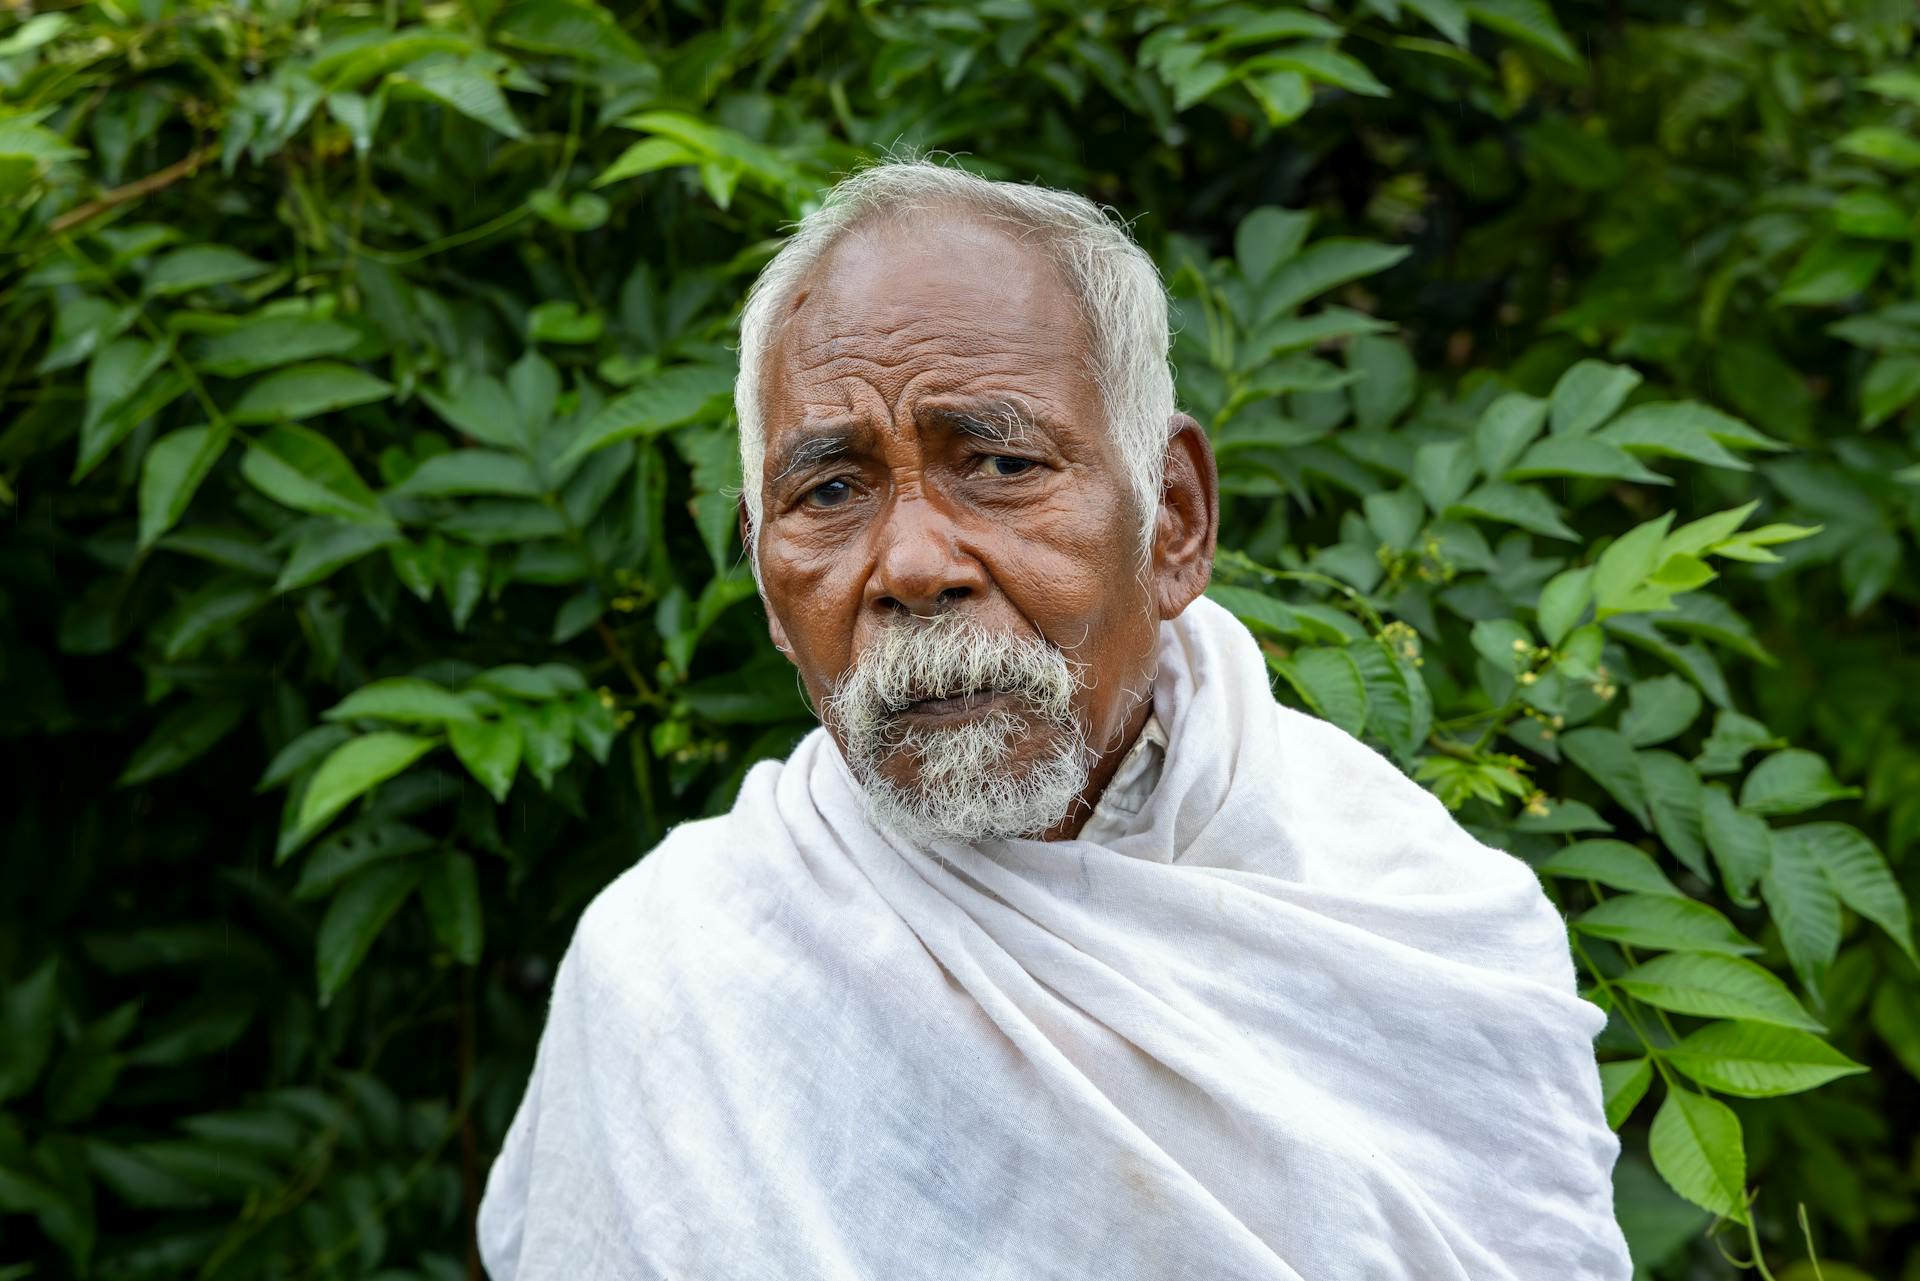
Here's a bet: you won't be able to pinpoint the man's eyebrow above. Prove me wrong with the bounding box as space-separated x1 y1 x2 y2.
770 428 860 484
924 402 1047 450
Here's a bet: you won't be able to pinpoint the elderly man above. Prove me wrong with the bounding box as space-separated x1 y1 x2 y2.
477 161 1631 1280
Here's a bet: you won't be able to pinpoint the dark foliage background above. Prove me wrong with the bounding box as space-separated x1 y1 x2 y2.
3 1 1918 1278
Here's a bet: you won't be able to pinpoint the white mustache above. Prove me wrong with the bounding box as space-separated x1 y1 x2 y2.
823 612 1093 845
830 612 1080 721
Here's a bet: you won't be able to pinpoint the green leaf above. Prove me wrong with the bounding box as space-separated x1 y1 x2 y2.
1350 336 1416 431
522 700 577 786
437 499 567 544
1761 825 1842 995
1412 441 1477 513
1509 436 1668 485
275 522 402 592
1595 403 1763 470
1661 501 1760 560
1472 392 1548 475
1639 750 1710 883
1836 125 1920 170
1666 1021 1865 1098
616 111 810 195
1245 70 1312 126
76 336 173 479
1512 798 1613 834
1446 482 1577 540
449 718 522 803
144 245 270 296
441 542 487 629
1869 983 1920 1082
1738 749 1858 816
393 450 542 498
293 819 434 899
528 188 609 232
1573 893 1758 955
1559 727 1651 826
1776 237 1886 306
158 577 271 659
117 699 247 785
1471 617 1534 673
316 863 421 1006
1347 637 1429 766
232 362 393 424
1860 352 1920 428
1272 646 1368 736
1617 953 1822 1032
1535 566 1591 647
593 136 703 187
1832 188 1911 239
1778 823 1917 966
138 423 231 549
1549 360 1641 436
395 58 525 139
0 959 60 1103
299 732 437 831
191 315 360 377
1592 513 1675 619
1466 0 1574 59
1694 711 1777 776
1599 1057 1652 1129
1866 69 1920 104
1257 239 1412 323
1649 1088 1748 1225
1206 584 1304 638
555 364 734 470
37 295 134 374
528 300 604 344
323 678 479 726
1255 47 1388 98
1168 57 1234 110
1538 839 1681 896
420 851 484 965
675 423 742 572
1235 207 1315 283
1363 487 1425 550
241 424 388 524
1699 785 1767 908
390 538 443 595
1620 676 1701 747
1402 0 1469 40
470 663 584 700
421 372 527 451
258 724 353 793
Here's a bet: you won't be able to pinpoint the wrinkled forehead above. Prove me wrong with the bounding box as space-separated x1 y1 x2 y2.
762 208 1096 408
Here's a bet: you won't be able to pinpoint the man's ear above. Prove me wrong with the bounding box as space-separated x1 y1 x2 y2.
1151 412 1218 621
740 494 794 658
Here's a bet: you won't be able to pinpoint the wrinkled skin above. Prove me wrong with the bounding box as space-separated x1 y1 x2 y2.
747 210 1218 840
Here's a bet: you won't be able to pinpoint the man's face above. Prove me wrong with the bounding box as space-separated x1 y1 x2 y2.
752 212 1200 842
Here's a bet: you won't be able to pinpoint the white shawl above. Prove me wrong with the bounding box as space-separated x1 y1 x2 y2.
478 596 1632 1280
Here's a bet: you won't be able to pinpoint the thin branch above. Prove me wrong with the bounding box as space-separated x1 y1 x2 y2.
48 143 219 235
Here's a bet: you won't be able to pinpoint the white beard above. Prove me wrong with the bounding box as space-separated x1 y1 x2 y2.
823 612 1094 846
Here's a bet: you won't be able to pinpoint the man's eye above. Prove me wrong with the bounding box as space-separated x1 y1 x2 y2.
805 478 854 508
979 455 1036 478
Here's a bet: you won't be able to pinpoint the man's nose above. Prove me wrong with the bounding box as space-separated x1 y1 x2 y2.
865 494 988 617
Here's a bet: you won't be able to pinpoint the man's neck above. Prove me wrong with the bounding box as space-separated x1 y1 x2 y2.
1041 697 1156 842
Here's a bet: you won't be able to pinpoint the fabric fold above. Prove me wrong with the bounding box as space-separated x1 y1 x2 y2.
479 595 1632 1281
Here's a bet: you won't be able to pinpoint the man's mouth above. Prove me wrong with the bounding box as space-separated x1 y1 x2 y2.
895 688 1012 719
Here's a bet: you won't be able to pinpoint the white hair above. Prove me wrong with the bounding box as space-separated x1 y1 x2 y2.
822 609 1094 845
734 157 1178 572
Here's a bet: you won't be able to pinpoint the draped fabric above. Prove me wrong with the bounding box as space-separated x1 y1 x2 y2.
478 595 1632 1280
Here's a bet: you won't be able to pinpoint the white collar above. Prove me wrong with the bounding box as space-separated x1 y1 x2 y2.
1074 708 1167 846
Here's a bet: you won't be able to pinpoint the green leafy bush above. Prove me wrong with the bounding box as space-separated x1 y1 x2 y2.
2 2 1916 1278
